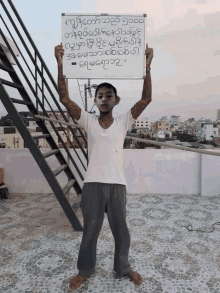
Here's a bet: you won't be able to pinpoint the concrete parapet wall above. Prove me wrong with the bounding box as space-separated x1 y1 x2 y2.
0 148 220 197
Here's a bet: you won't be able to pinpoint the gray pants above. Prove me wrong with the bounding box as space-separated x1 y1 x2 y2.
77 182 132 277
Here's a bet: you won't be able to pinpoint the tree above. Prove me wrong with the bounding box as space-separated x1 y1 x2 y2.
134 133 148 149
123 137 132 149
0 114 14 126
177 133 198 142
0 112 30 127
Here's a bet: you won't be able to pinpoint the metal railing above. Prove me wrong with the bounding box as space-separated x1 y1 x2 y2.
33 114 220 198
126 134 220 156
0 0 89 180
34 115 220 157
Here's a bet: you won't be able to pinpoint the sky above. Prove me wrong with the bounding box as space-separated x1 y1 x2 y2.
0 0 220 122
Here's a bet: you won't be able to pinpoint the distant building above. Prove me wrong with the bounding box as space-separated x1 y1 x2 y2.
156 129 172 140
194 118 219 141
152 121 170 136
0 109 86 149
134 117 150 128
133 116 150 135
169 115 181 127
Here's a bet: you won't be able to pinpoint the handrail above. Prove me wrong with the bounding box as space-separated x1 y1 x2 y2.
0 0 89 174
34 115 82 129
34 115 220 157
0 0 88 154
126 135 220 156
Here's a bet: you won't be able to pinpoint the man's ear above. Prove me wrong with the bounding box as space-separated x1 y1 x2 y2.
116 96 120 105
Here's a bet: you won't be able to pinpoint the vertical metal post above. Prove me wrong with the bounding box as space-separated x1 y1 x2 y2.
35 51 38 112
84 83 87 112
41 63 45 116
85 80 90 166
198 153 202 196
88 79 91 96
66 78 70 201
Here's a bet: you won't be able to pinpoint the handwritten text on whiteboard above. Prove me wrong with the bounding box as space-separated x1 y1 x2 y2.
62 15 146 79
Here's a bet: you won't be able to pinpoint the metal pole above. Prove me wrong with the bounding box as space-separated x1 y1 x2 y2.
66 78 70 202
198 153 202 196
32 115 220 157
34 115 81 128
84 83 87 112
35 51 38 112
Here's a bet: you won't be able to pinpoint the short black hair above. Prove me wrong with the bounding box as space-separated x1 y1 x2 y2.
94 82 120 105
95 82 117 98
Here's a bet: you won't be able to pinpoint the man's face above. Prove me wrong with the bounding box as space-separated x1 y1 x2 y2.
94 87 118 113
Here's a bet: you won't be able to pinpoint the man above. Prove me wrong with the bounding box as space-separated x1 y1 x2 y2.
55 43 153 290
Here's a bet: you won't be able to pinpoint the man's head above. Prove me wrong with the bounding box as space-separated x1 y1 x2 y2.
94 83 120 113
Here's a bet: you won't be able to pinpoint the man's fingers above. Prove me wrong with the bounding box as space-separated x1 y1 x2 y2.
149 48 153 57
146 47 153 67
55 44 63 51
145 48 153 58
145 44 153 56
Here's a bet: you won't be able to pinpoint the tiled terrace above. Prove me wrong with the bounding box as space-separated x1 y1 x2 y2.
0 192 220 293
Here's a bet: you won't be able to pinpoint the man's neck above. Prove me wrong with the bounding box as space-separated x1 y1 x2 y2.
99 112 113 122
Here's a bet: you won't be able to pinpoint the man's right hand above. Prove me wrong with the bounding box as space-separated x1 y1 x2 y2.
55 43 64 66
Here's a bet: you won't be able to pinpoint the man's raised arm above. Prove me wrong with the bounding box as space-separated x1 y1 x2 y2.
55 44 81 121
131 44 153 120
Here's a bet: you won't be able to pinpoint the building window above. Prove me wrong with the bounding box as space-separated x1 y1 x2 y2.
4 127 16 134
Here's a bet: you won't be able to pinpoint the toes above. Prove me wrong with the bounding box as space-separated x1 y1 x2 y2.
126 271 143 284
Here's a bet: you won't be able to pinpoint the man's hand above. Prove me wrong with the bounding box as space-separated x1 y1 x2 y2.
55 43 64 66
145 43 153 70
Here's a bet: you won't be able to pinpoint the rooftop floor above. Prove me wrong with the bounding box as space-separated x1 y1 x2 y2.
0 192 220 292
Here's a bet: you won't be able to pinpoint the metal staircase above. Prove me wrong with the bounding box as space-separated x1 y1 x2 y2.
0 0 89 231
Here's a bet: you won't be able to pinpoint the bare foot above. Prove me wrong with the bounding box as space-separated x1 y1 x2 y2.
69 275 87 290
126 271 143 285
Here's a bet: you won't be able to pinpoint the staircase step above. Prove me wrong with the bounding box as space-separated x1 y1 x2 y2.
63 179 75 196
0 78 23 89
0 26 83 231
11 98 32 105
53 164 67 177
43 149 60 159
32 134 51 140
72 194 82 211
22 117 42 121
0 63 14 72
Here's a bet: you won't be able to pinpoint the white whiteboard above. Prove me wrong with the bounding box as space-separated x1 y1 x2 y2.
61 13 146 79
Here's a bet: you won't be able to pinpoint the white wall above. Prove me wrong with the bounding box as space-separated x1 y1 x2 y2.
0 149 220 197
